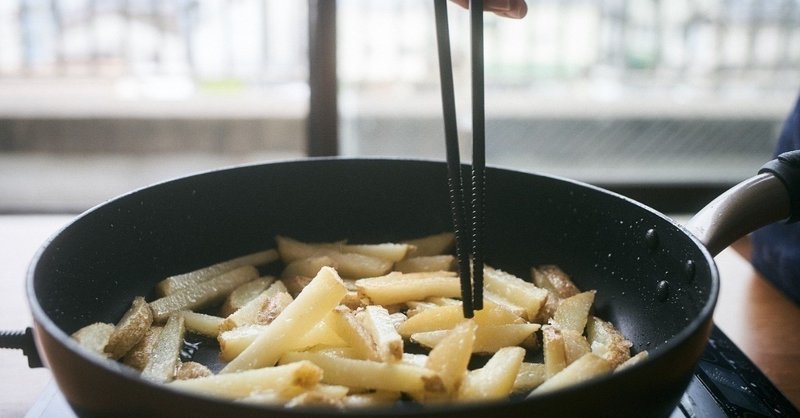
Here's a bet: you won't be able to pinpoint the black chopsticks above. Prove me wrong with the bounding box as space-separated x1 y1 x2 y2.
434 0 485 318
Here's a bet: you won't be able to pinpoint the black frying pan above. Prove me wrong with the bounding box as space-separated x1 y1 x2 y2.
18 153 800 417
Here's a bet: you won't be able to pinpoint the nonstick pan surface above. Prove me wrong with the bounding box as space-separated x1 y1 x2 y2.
28 158 720 417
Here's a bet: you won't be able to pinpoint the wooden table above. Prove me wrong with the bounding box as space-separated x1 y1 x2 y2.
1 215 799 417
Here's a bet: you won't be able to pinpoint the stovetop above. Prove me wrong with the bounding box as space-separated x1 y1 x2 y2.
25 325 798 418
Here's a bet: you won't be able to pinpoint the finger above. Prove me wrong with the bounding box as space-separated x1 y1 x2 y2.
494 1 527 19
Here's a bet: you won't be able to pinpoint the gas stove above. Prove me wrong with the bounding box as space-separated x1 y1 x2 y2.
25 325 797 418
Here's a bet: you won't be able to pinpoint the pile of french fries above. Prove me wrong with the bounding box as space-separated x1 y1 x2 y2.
71 232 648 408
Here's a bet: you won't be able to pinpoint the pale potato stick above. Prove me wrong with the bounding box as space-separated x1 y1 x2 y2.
279 351 445 394
220 276 276 317
424 320 477 395
512 362 547 393
221 266 347 373
395 255 455 273
321 242 415 262
122 326 162 370
483 266 548 321
156 249 278 296
341 390 402 408
458 346 525 401
403 232 455 257
529 353 614 395
562 329 591 365
615 350 648 372
218 321 346 362
175 361 213 380
531 265 581 298
483 290 528 319
356 305 404 362
171 360 323 399
411 323 539 353
180 311 223 338
150 265 259 322
404 300 438 317
586 316 633 368
276 236 392 278
355 272 461 305
542 325 566 378
324 306 380 361
71 322 115 357
104 296 153 360
141 314 185 383
552 290 596 333
284 384 350 408
401 352 429 368
281 256 337 279
397 302 524 337
282 275 313 297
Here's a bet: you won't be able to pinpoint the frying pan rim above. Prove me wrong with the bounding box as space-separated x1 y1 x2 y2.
25 156 720 414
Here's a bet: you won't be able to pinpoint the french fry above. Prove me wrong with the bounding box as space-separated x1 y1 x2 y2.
397 302 524 337
482 291 528 319
529 353 613 395
180 311 223 338
155 249 278 296
586 316 633 368
615 350 648 372
222 282 292 331
71 322 115 357
150 265 259 322
562 329 591 365
280 351 445 394
512 362 547 393
341 390 402 408
542 325 566 378
320 242 415 262
411 323 539 353
324 305 380 361
256 291 294 325
141 314 185 383
218 321 347 362
276 236 393 278
356 305 404 362
483 266 548 321
423 320 476 398
552 290 595 333
220 276 276 317
171 360 323 399
458 346 525 401
532 265 580 298
122 326 162 370
395 255 455 273
175 361 213 380
284 384 350 408
104 296 153 360
221 266 347 373
403 232 455 257
355 271 461 305
281 256 337 279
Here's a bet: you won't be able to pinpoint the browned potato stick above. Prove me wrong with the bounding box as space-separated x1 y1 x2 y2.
615 350 648 372
562 329 591 365
150 265 259 322
483 266 548 321
529 353 614 395
512 362 547 393
355 271 461 305
403 232 455 257
257 291 293 325
180 311 223 338
552 290 596 333
397 302 524 337
221 266 347 373
284 384 350 408
276 236 393 278
279 351 445 394
425 320 476 396
534 291 560 324
532 265 580 298
356 305 404 362
171 360 323 399
586 316 633 368
71 322 115 357
411 323 539 354
219 276 276 317
176 361 213 380
281 256 337 279
542 325 567 378
122 326 163 370
141 314 185 383
324 306 381 361
458 346 525 401
222 283 292 331
156 249 278 296
395 255 455 273
104 296 153 360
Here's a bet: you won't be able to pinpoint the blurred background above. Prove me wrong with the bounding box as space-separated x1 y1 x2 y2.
1 0 798 213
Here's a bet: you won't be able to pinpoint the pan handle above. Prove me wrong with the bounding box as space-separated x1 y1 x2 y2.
0 327 43 368
686 150 800 256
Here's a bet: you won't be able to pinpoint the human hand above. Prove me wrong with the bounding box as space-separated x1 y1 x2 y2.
449 0 528 19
